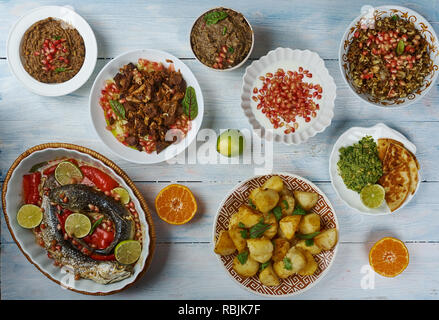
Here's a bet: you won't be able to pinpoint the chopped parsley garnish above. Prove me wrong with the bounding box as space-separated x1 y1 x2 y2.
237 251 248 265
283 257 292 270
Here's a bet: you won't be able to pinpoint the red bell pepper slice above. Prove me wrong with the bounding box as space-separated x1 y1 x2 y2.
22 172 41 205
79 166 118 192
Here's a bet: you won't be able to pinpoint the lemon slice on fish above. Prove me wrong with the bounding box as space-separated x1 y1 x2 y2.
64 213 91 238
111 187 130 204
115 240 142 265
360 184 385 209
55 161 83 185
17 204 43 228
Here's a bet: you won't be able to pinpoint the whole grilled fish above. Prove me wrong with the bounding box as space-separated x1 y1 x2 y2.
49 184 134 255
39 196 133 284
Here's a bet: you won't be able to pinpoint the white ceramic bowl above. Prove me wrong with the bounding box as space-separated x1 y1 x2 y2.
1 143 155 295
212 173 339 297
6 5 97 96
190 7 254 72
89 49 204 164
241 48 336 144
339 5 439 107
329 123 420 215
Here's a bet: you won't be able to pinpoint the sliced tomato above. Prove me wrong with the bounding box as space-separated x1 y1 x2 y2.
79 166 118 192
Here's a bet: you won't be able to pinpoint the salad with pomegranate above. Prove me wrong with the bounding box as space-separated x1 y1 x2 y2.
17 158 143 284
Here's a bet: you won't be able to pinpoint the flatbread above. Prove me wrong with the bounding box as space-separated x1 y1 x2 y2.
377 138 404 163
382 142 418 194
379 163 411 212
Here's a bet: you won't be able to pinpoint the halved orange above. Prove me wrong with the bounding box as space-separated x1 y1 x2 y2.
369 237 409 277
155 184 197 225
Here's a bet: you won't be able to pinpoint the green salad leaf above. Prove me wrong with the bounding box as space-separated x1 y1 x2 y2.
182 86 198 120
109 100 126 120
204 11 228 25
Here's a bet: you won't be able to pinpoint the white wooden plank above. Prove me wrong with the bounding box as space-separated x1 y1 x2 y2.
0 0 438 58
1 241 438 299
2 181 439 245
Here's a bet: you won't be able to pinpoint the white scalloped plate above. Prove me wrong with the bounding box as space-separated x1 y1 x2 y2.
241 48 336 145
329 123 421 215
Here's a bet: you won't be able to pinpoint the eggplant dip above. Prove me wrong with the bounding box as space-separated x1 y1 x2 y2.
191 8 253 69
21 17 85 83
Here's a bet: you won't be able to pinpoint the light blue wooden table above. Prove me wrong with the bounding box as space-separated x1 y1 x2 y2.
1 0 438 300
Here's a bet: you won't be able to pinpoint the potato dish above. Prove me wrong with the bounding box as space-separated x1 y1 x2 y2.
214 176 338 287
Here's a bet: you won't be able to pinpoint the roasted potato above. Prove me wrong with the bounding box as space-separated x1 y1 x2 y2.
247 238 273 263
273 247 306 278
262 176 284 192
272 238 290 262
279 194 295 216
279 215 302 240
228 205 262 229
253 188 279 213
233 254 259 277
314 228 338 251
280 185 292 197
262 213 278 239
249 187 262 204
214 230 236 255
293 191 319 211
295 239 322 255
298 249 318 276
259 263 280 286
298 213 321 234
228 226 247 252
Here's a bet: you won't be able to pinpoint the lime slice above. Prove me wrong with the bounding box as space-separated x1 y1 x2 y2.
115 240 142 265
55 161 83 185
217 129 245 157
360 184 385 209
112 187 130 205
64 213 91 238
17 204 43 228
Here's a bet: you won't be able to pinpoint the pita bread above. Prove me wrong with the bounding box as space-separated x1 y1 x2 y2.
379 163 411 212
382 142 418 194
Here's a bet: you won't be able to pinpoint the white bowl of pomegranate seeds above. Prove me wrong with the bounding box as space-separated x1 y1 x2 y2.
339 5 439 107
241 47 336 145
7 6 97 96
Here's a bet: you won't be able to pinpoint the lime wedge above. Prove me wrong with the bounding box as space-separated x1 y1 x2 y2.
115 240 142 265
64 213 91 238
55 161 83 185
217 129 245 157
360 184 385 209
112 187 130 205
17 204 43 228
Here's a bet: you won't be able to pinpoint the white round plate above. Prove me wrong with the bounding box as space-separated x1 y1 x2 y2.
1 144 155 295
339 5 439 108
212 173 339 297
329 123 420 215
241 48 336 145
89 49 204 164
6 5 97 96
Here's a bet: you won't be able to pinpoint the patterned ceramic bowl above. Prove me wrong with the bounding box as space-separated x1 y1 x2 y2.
212 173 339 297
339 5 439 107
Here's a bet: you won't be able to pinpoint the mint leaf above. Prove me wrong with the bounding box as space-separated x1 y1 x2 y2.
292 205 307 215
272 206 282 221
182 86 198 120
260 261 270 271
109 100 126 120
228 47 234 53
237 251 248 265
296 231 320 240
249 218 271 238
238 222 246 229
305 238 314 246
282 200 289 209
54 67 66 73
222 26 227 35
248 199 256 209
204 11 228 25
283 257 292 270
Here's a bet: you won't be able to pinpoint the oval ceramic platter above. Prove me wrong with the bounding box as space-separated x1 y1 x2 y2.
213 173 339 297
1 143 156 295
329 123 420 215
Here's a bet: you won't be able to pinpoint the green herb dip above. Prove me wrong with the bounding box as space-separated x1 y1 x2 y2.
337 136 383 193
